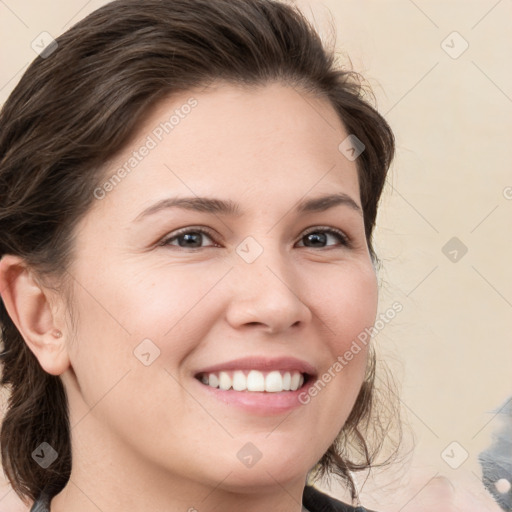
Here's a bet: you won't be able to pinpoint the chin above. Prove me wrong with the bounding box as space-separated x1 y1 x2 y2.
216 461 307 492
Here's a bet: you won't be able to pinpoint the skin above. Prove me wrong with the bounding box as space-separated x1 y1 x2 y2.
0 82 378 512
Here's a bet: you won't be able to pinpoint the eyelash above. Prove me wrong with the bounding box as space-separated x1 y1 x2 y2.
158 226 351 250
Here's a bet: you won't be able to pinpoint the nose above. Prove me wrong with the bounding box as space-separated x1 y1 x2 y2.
224 246 312 335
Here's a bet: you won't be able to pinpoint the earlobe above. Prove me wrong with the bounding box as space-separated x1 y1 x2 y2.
0 254 71 376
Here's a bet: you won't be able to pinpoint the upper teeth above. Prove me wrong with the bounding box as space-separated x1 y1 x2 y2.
200 370 305 392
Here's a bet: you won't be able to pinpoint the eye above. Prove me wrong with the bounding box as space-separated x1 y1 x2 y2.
158 226 351 250
158 227 218 249
296 227 350 249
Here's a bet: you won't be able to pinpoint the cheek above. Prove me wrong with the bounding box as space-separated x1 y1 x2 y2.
72 261 221 348
116 260 231 331
298 262 377 429
332 266 377 387
307 261 378 352
65 262 235 425
65 275 198 438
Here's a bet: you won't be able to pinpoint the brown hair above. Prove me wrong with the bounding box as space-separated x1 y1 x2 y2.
0 0 398 506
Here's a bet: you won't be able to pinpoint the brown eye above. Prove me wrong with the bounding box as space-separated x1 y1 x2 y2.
159 228 217 249
158 226 350 251
297 228 350 249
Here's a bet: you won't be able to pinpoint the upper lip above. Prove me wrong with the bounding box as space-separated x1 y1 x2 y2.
194 356 317 377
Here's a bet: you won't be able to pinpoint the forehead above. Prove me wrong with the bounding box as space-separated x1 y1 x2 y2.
90 82 360 220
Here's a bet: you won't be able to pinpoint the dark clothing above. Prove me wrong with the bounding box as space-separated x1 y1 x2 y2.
303 485 375 512
30 484 376 511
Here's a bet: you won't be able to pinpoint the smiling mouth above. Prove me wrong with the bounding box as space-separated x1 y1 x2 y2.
195 369 311 393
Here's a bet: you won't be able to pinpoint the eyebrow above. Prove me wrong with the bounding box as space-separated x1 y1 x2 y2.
133 192 362 222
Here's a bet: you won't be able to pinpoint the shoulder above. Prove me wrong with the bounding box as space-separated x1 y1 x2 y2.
302 484 379 512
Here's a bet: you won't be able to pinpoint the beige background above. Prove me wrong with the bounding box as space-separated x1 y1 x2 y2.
1 0 511 510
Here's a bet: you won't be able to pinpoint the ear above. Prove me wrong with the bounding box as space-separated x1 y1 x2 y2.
0 254 71 376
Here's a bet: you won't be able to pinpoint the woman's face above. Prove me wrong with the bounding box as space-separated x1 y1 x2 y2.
60 82 378 494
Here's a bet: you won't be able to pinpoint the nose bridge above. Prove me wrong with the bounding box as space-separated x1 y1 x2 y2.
226 234 311 332
235 233 290 288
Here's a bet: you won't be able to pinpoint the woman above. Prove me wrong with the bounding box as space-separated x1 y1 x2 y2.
0 0 398 511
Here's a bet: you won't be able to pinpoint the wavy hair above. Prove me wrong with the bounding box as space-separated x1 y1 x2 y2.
0 0 400 505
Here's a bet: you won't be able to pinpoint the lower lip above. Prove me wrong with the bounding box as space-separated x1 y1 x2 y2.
193 378 313 415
